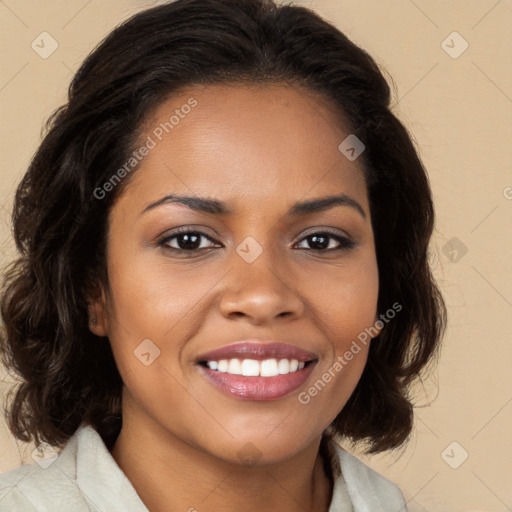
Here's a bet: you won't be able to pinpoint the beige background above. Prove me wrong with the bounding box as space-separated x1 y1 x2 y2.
1 1 511 511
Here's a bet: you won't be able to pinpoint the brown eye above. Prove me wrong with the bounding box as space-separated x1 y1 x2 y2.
295 230 356 252
157 228 220 252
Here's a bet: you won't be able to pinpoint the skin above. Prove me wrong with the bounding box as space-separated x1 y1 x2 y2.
88 83 381 512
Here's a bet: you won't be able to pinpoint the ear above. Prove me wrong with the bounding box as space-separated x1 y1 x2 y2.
87 281 109 337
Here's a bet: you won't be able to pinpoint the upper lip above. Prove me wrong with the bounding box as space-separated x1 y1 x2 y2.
196 340 318 363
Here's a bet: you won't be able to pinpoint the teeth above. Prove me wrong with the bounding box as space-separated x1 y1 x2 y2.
241 359 260 376
277 359 290 374
227 358 242 374
205 358 307 376
260 359 279 377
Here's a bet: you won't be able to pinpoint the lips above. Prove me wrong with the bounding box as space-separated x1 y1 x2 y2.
195 340 318 401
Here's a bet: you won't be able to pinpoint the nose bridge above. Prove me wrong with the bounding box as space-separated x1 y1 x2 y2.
219 231 303 321
234 232 287 290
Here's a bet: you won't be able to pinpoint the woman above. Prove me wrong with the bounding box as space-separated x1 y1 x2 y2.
0 0 446 510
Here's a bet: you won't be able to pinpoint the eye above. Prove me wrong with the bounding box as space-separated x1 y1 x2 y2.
294 229 356 252
157 227 221 254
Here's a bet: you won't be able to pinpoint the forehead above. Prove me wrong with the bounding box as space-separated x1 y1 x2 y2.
122 83 369 214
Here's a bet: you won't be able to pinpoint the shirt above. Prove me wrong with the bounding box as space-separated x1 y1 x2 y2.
0 423 408 511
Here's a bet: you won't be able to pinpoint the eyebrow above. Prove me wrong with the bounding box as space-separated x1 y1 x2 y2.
140 193 366 220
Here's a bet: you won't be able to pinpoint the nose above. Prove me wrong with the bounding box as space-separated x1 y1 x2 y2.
218 246 305 325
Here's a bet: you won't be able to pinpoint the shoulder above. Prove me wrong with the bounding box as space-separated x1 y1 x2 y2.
0 462 40 511
0 424 148 512
0 425 98 511
330 441 408 511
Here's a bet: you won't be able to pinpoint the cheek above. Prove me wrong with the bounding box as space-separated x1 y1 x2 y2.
296 256 377 419
105 248 212 336
297 277 376 428
310 252 380 348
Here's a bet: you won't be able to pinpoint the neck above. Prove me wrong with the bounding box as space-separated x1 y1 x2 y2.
110 395 333 512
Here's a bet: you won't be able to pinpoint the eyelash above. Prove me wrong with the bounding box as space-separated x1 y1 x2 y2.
156 227 356 255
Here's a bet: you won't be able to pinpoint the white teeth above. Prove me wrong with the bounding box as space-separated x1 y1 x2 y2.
277 359 290 374
260 359 279 377
205 357 308 376
227 358 242 374
241 359 260 376
207 360 218 370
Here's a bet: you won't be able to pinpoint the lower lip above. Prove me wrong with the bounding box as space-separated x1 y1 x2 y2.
198 362 317 401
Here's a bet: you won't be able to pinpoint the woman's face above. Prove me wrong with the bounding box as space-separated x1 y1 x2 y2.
91 83 380 464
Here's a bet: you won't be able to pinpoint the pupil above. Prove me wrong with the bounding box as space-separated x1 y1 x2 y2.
179 233 200 249
310 234 328 249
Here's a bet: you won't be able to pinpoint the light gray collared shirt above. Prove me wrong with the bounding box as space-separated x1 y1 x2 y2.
0 424 408 511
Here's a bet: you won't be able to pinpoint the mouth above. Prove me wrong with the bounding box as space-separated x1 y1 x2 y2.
195 340 319 401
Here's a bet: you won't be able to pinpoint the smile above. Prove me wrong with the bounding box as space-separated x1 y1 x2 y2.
195 340 318 400
202 358 309 376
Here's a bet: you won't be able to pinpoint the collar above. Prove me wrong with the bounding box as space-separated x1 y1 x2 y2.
72 424 406 512
75 424 148 511
325 437 408 511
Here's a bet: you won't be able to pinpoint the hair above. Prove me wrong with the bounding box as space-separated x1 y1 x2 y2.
0 0 446 455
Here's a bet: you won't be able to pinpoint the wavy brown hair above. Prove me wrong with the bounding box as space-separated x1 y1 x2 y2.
0 0 446 455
